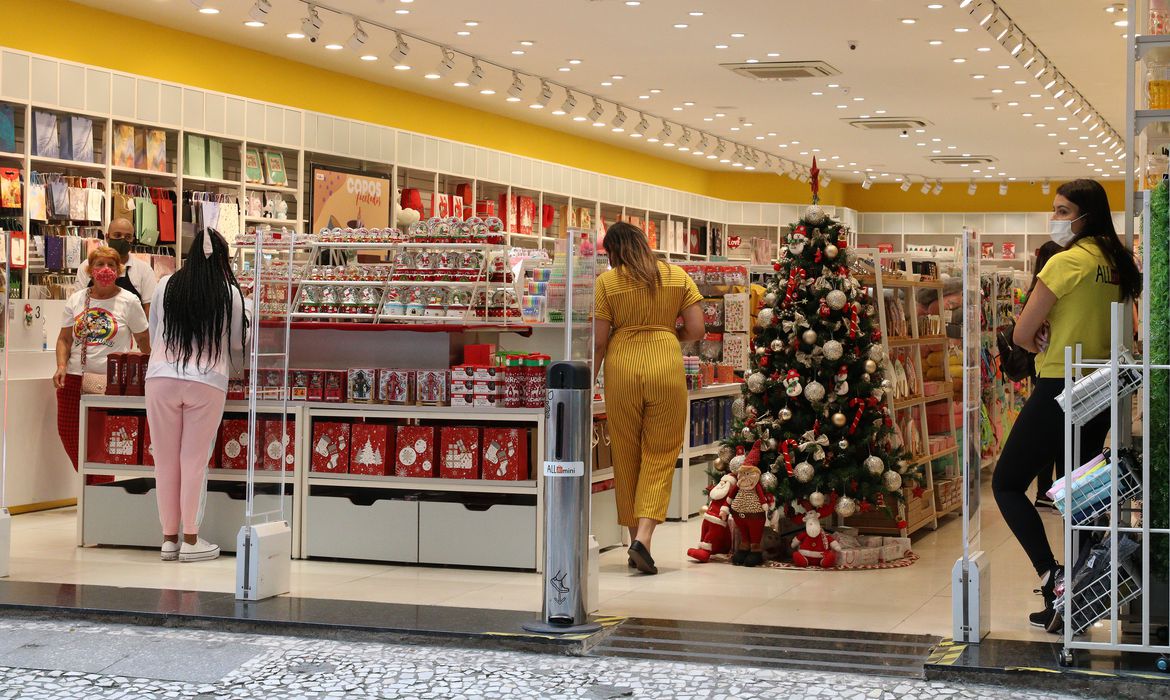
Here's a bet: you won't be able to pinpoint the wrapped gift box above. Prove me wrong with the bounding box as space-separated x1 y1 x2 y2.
311 421 351 474
517 195 535 235
481 427 528 480
262 418 296 471
220 418 250 469
883 536 912 559
415 369 448 405
347 368 376 403
290 370 311 401
100 413 142 465
307 370 326 402
497 194 518 232
395 425 435 478
227 375 247 401
123 354 146 397
838 546 881 568
323 370 347 403
105 353 126 396
879 543 904 562
377 369 413 404
350 422 392 476
439 426 480 479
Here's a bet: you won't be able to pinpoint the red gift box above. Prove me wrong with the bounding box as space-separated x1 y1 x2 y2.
476 199 496 218
85 408 108 462
395 425 435 478
307 370 325 402
324 370 347 403
351 422 393 476
105 353 126 396
102 413 142 465
439 426 480 479
517 196 535 235
311 421 351 474
497 194 518 232
290 370 310 401
415 369 448 405
262 418 296 471
227 376 247 401
463 344 496 366
143 419 219 468
220 418 251 469
124 354 145 397
482 427 529 481
377 369 413 404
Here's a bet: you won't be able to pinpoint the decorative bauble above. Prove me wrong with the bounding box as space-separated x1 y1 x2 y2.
760 472 778 491
831 412 847 428
881 379 892 390
864 455 885 475
825 244 839 260
747 372 767 393
757 308 775 328
764 292 777 305
823 339 844 362
865 304 876 317
729 454 746 472
862 373 871 382
719 445 733 465
838 439 849 450
826 290 847 310
869 345 884 362
779 407 794 422
765 437 777 451
835 496 858 518
732 397 746 419
794 461 815 483
897 459 910 472
809 491 826 508
865 359 879 374
802 329 818 345
883 470 903 492
804 205 828 225
770 339 784 352
803 381 826 403
742 427 753 438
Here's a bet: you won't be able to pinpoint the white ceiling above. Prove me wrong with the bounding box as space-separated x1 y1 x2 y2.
74 0 1129 183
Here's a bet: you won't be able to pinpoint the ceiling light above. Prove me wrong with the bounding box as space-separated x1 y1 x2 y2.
588 99 605 124
715 44 729 49
695 133 710 154
456 31 471 36
286 32 304 39
952 58 966 63
921 181 932 195
190 1 219 13
677 130 692 150
512 50 525 56
347 19 369 52
479 88 495 95
247 0 271 25
530 81 552 109
324 43 343 50
690 11 704 16
731 32 746 38
933 181 943 195
464 20 479 27
631 114 649 137
611 107 627 130
360 54 378 61
625 1 640 5
657 122 673 145
390 32 411 69
999 181 1008 195
929 39 943 46
968 181 977 195
900 179 912 192
954 27 969 33
972 74 986 80
977 47 992 52
301 5 322 41
459 59 484 88
506 72 524 102
674 23 689 29
928 3 944 8
861 176 873 190
569 58 582 65
1041 179 1051 195
520 40 536 47
901 18 917 24
425 48 456 80
554 91 577 116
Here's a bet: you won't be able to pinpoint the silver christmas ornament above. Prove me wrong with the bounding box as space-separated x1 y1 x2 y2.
747 372 766 393
865 304 876 317
809 491 826 508
863 455 884 475
802 329 818 345
757 308 775 328
826 289 847 310
719 445 733 465
835 496 858 518
764 292 777 305
770 339 784 352
825 244 839 260
869 345 884 362
794 461 815 483
756 346 767 355
865 359 879 374
779 407 794 422
729 454 746 472
897 459 911 473
838 439 849 450
822 339 844 362
803 380 826 403
804 205 828 225
765 437 778 451
760 472 778 491
883 470 903 492
732 398 746 419
742 427 753 438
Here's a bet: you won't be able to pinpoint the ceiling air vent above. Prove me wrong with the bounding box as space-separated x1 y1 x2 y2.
929 155 997 165
845 118 932 131
723 61 840 81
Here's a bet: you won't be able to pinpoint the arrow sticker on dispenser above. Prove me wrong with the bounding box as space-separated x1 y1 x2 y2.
543 460 585 477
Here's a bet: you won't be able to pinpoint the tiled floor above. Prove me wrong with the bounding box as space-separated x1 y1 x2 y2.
4 481 1069 643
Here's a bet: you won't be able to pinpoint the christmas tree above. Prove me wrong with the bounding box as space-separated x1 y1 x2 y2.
721 159 908 521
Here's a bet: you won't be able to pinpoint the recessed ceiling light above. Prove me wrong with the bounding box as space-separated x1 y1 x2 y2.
512 50 525 55
480 89 495 95
683 101 695 106
675 106 685 111
875 109 887 114
601 81 613 86
997 64 1011 69
360 54 378 61
457 31 471 36
395 9 409 14
927 3 944 8
952 57 966 63
244 20 264 28
836 104 847 109
612 75 624 80
767 52 780 57
650 88 662 93
559 67 571 72
811 91 823 96
690 11 704 16
1014 79 1027 84
715 44 728 49
520 40 535 46
674 23 688 29
325 43 343 50
928 40 943 45
286 32 304 39
569 58 582 64
972 74 985 79
703 117 713 121
901 18 917 24
715 112 726 117
977 47 992 52
464 20 479 27
625 1 640 5
991 88 1003 94
1022 112 1033 117
853 96 864 101
828 83 839 88
731 32 745 38
638 94 650 99
746 58 759 63
954 27 969 32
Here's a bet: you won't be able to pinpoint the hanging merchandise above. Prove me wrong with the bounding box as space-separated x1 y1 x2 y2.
0 167 20 209
86 185 105 223
0 103 15 153
27 175 47 221
112 183 136 227
70 115 94 163
32 111 59 159
152 187 176 244
6 229 26 269
45 173 69 221
64 234 82 269
113 124 136 169
145 129 167 172
134 187 159 246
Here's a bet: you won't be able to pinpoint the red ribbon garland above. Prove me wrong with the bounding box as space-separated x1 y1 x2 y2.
783 268 807 307
779 439 798 475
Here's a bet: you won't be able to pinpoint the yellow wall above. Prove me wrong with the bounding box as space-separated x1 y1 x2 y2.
844 180 1127 213
2 0 1097 214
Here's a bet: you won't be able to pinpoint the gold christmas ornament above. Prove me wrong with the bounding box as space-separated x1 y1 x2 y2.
831 412 847 427
865 359 878 374
802 329 818 345
809 491 826 508
779 407 794 422
824 244 839 259
794 461 815 483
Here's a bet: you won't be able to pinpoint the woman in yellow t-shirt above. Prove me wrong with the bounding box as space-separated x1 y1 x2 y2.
994 179 1142 632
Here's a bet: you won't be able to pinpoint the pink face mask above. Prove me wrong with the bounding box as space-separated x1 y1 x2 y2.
93 266 118 287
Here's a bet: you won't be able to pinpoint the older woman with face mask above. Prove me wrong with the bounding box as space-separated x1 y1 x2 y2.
54 246 150 472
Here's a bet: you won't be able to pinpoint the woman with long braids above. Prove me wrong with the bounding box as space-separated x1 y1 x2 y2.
995 179 1141 630
145 229 249 562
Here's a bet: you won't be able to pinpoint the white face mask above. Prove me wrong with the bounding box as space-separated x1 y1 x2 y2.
1049 213 1086 246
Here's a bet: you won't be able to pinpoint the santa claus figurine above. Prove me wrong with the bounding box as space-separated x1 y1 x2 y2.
727 441 774 567
686 474 737 563
790 505 842 568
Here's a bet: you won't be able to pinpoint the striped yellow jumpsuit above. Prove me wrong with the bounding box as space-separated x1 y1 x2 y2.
595 261 703 525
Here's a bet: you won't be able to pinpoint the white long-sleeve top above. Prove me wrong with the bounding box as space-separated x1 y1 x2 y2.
145 275 249 392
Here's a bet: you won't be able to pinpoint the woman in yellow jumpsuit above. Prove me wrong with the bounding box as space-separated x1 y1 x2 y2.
594 222 705 574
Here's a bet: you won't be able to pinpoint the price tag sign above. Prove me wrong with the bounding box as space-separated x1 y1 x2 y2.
543 460 585 477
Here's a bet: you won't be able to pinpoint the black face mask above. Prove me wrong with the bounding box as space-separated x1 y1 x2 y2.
108 238 132 257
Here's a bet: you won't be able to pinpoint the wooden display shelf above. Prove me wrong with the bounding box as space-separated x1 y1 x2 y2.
893 395 925 411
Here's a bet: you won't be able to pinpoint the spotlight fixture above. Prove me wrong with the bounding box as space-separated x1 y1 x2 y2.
695 133 710 154
900 177 911 192
247 0 271 25
391 32 410 69
301 4 323 41
425 48 456 80
459 59 484 88
999 181 1008 195
611 107 627 130
677 129 692 150
553 91 577 116
506 72 524 102
191 0 219 13
655 122 673 144
630 113 649 137
1041 179 1051 195
587 99 605 125
713 140 726 158
921 181 932 195
788 167 799 180
821 173 832 186
861 176 873 190
932 181 943 195
531 80 553 109
968 180 977 195
347 19 369 52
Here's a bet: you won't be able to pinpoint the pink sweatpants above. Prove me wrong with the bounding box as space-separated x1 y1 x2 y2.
145 378 226 537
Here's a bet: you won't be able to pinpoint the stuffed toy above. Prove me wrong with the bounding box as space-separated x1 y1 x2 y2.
727 441 774 567
686 473 737 563
395 205 421 228
790 506 842 568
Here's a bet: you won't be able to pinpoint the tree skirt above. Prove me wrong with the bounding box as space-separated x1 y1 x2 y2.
705 551 919 571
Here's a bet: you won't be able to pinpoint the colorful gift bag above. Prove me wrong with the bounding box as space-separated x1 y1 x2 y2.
0 168 20 208
113 124 136 168
135 196 159 246
71 116 94 163
145 129 167 172
86 187 105 223
0 104 15 153
27 181 47 221
32 111 59 158
184 134 207 177
153 189 175 243
207 138 223 180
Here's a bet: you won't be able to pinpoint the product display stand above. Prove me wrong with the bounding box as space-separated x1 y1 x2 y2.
235 231 296 602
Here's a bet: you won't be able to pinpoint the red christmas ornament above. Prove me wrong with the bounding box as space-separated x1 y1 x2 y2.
818 301 831 318
795 224 808 236
912 486 926 499
760 355 770 367
860 500 873 513
773 263 781 271
771 371 783 381
897 520 909 529
870 326 881 342
815 248 823 263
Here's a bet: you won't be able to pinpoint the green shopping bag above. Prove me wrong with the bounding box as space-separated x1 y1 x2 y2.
135 196 159 246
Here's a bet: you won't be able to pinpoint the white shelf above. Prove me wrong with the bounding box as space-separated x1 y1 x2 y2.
0 150 25 160
82 463 294 483
81 395 295 412
392 242 509 250
591 468 615 484
299 279 387 287
376 313 520 324
245 182 298 194
310 242 399 250
306 473 536 494
290 312 377 320
245 217 301 227
111 165 177 179
306 402 543 420
388 279 509 288
183 174 240 188
29 154 104 171
1136 108 1170 131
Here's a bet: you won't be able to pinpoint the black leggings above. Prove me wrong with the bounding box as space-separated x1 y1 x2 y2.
992 378 1111 577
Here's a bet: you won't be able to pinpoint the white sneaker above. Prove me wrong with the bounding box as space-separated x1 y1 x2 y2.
179 538 220 562
161 540 180 561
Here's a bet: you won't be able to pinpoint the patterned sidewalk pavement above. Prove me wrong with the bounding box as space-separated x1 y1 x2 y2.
0 617 1089 699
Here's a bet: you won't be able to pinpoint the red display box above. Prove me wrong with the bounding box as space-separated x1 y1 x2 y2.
324 370 347 403
105 353 126 396
439 426 480 479
481 427 528 481
290 369 311 401
101 413 142 465
517 195 535 235
377 369 413 404
123 354 146 397
350 422 393 476
395 425 435 478
220 418 250 470
311 421 351 474
415 369 448 405
262 418 296 471
307 370 325 402
497 194 517 232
